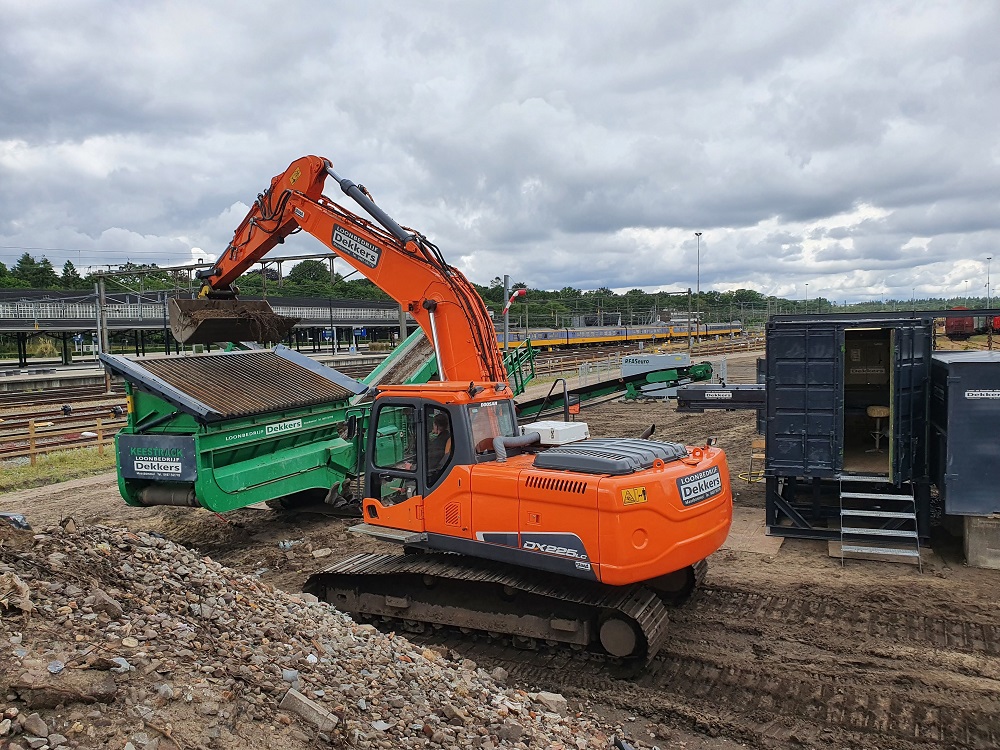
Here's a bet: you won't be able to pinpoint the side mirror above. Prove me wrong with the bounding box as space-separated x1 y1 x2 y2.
346 415 358 439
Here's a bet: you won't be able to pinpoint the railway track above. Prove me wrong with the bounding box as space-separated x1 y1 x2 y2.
0 404 127 436
391 582 1000 749
0 384 125 411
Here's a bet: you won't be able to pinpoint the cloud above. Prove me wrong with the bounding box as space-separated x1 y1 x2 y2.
1 0 999 302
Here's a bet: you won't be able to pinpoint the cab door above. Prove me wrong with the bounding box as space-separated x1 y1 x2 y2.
364 401 424 531
420 404 473 540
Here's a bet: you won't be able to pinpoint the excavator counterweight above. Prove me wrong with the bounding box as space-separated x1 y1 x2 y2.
168 298 299 345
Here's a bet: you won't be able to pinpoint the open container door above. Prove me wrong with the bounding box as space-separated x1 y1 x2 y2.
890 322 931 485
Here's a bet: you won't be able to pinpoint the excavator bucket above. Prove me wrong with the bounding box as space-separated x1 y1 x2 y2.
168 299 300 345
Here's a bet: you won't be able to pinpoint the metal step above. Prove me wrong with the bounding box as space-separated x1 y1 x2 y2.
839 474 891 483
348 523 428 544
841 509 915 519
841 526 918 538
840 544 920 558
841 491 916 502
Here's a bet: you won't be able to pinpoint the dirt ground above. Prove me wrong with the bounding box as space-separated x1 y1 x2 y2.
3 353 999 749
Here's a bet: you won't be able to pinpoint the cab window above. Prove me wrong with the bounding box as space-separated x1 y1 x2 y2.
425 406 453 485
370 404 418 505
467 400 518 455
372 405 416 470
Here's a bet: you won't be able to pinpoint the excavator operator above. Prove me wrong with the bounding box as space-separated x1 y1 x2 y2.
426 409 453 484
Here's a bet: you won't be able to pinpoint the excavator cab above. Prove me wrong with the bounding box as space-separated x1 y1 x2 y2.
359 386 520 532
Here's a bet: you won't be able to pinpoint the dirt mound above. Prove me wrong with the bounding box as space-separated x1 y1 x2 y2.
0 522 619 749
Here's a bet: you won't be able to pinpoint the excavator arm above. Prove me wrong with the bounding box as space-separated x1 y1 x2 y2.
173 155 507 384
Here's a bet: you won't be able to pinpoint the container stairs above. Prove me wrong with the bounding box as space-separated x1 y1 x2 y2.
838 476 922 571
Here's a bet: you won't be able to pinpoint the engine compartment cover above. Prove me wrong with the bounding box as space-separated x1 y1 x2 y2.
531 438 688 475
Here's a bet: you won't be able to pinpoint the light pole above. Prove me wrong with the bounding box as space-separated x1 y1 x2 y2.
805 283 809 313
694 232 702 339
988 256 992 310
694 232 702 299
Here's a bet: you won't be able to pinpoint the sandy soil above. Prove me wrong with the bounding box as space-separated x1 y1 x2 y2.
4 352 999 749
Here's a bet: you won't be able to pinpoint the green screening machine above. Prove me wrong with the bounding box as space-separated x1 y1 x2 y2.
100 346 391 513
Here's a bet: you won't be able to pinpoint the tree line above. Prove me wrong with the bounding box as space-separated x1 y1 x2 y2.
1 252 986 330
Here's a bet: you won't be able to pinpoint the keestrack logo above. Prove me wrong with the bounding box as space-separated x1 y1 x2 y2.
677 466 723 506
129 446 184 458
265 419 302 436
705 391 733 400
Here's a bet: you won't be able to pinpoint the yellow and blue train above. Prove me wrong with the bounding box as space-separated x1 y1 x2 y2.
497 322 744 348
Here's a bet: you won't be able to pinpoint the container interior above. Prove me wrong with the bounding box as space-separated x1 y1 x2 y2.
841 328 892 475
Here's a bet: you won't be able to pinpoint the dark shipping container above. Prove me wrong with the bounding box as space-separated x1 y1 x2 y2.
930 351 1000 516
764 315 932 482
764 314 934 540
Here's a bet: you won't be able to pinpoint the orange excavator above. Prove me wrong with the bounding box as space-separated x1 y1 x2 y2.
173 155 733 659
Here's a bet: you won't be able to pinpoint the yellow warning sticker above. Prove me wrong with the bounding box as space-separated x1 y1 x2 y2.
621 486 648 506
289 167 301 186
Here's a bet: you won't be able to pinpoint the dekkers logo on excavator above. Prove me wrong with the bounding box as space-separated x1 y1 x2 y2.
677 466 723 506
332 226 381 268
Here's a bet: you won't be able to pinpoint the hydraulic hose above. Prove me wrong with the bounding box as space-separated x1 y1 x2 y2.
493 432 541 462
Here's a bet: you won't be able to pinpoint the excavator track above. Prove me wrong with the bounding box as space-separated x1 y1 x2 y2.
304 553 707 661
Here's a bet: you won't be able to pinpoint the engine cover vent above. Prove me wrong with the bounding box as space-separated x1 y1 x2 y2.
525 475 589 494
532 439 687 476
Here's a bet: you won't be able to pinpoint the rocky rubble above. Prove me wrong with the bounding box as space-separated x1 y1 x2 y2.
0 522 619 749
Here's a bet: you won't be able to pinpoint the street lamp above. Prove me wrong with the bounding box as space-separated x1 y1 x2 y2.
695 232 702 339
694 232 703 299
988 256 993 309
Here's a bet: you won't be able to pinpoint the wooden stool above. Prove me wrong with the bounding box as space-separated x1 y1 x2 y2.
866 405 890 453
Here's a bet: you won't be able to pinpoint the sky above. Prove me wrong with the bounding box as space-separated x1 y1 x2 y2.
1 1 998 304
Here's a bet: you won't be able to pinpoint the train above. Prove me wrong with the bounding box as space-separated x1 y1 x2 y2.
497 321 744 348
945 308 1000 340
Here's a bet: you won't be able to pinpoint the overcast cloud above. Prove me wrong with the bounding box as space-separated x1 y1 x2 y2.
1 0 998 303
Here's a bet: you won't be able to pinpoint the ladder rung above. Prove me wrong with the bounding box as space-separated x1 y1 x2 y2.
842 527 918 538
839 474 891 482
841 509 915 519
840 544 920 557
841 492 914 502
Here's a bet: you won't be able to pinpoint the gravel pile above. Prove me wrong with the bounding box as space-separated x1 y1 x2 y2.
0 521 618 749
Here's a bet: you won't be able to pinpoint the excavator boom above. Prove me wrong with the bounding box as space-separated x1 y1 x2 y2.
172 155 506 384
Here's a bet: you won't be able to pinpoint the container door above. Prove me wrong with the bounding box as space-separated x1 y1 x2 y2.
891 324 931 483
765 322 841 476
942 360 1000 515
